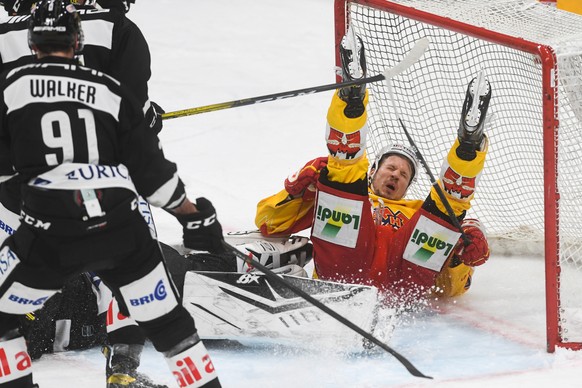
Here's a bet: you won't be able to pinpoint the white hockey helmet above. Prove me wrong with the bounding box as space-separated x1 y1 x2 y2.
369 143 420 187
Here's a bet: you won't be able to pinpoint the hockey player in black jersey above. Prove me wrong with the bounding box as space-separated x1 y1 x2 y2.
0 1 223 387
1 0 163 132
0 1 171 386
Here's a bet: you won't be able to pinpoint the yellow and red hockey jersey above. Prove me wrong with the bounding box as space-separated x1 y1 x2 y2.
256 91 487 298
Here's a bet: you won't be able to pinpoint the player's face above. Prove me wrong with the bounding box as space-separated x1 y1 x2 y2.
371 155 413 200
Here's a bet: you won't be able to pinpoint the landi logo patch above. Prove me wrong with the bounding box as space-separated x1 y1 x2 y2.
403 215 461 271
316 205 361 238
312 192 363 248
409 228 455 262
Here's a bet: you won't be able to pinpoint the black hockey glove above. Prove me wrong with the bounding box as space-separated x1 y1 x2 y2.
176 197 225 253
146 101 165 134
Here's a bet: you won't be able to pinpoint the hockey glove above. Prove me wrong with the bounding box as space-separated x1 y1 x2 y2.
176 197 225 253
453 218 490 267
146 101 165 134
284 157 328 201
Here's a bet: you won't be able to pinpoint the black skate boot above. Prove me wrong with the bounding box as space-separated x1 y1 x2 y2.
338 29 367 118
457 73 491 160
103 345 169 388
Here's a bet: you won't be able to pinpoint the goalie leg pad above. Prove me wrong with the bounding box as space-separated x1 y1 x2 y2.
270 264 308 278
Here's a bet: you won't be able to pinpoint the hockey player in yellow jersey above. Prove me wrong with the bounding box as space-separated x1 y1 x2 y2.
255 32 491 301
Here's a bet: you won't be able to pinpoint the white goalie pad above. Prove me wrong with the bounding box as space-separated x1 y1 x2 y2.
183 271 396 351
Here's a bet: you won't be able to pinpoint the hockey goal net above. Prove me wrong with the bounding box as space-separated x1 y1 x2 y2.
335 0 582 352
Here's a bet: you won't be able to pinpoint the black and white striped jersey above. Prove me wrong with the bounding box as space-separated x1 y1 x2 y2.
0 6 152 115
0 57 183 210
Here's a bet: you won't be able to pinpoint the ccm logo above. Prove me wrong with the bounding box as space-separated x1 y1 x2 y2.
185 214 216 230
20 211 51 230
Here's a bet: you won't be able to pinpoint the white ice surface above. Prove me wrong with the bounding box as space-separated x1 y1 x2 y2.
29 0 582 387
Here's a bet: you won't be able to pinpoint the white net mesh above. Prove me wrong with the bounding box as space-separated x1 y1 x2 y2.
343 0 582 347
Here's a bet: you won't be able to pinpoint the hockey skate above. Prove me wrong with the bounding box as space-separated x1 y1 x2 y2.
103 345 169 388
338 28 367 118
457 72 491 160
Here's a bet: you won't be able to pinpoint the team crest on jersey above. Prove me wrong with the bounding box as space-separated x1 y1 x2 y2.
378 208 408 230
441 167 476 200
312 191 363 248
326 127 363 160
403 215 461 272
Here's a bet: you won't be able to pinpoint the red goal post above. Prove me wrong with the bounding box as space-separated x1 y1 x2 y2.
335 0 582 352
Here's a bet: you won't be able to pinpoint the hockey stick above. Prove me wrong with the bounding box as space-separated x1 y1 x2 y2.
222 240 433 379
161 75 382 120
161 38 430 121
397 118 469 246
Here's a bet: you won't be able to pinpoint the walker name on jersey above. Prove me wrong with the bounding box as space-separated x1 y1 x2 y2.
5 75 120 118
403 214 461 272
312 191 362 248
30 77 97 104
